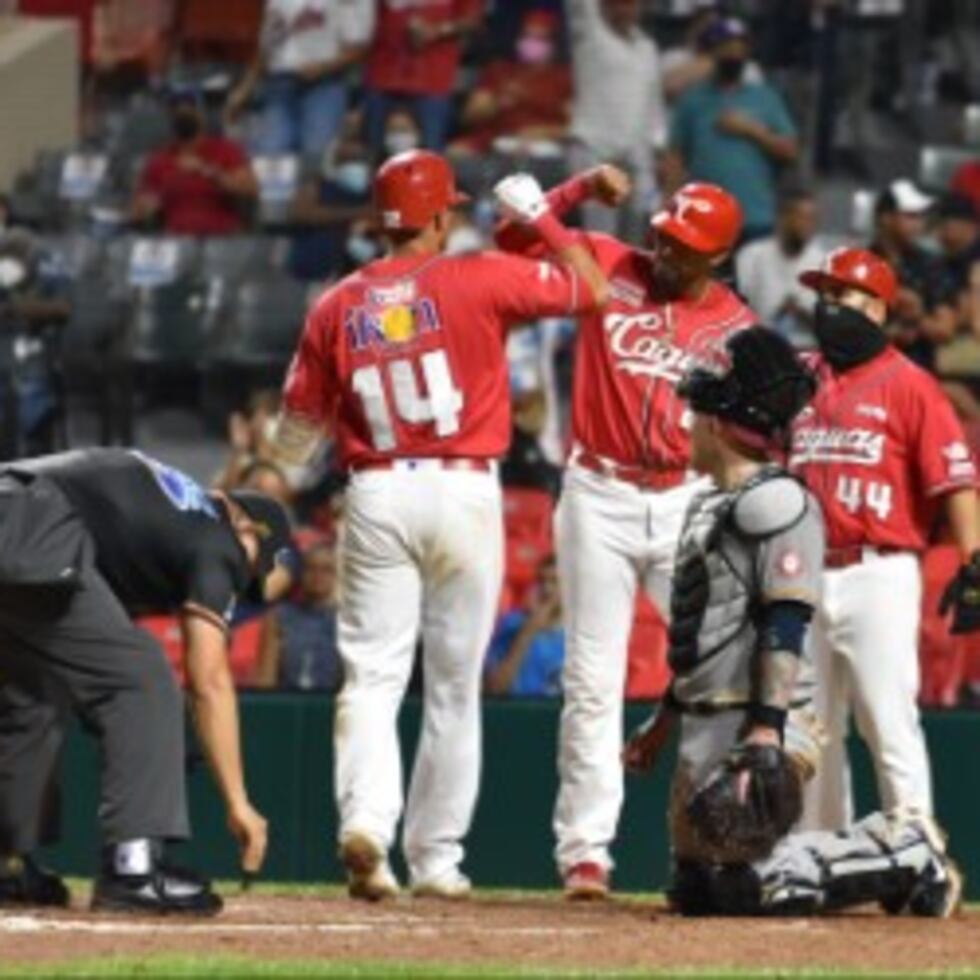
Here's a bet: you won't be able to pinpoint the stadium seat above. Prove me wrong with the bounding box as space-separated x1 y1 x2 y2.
964 104 980 147
129 277 208 367
213 277 309 366
41 232 106 280
200 235 284 283
625 593 670 700
919 145 975 192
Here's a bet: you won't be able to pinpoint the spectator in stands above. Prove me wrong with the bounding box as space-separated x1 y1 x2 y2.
669 17 798 241
936 193 980 306
735 187 827 348
131 93 258 236
289 135 372 281
485 555 564 696
241 459 294 509
363 0 483 156
254 540 342 691
214 390 282 492
568 0 665 239
871 180 958 371
450 9 570 156
952 157 980 220
226 0 374 160
380 107 424 160
501 388 562 500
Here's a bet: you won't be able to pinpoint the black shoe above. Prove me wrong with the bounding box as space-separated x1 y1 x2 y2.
91 865 223 917
0 854 70 908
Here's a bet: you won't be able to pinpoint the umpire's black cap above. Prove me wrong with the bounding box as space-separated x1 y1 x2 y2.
228 490 294 584
678 326 816 439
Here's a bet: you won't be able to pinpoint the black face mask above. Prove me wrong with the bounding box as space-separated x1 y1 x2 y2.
173 111 201 142
813 299 888 370
715 57 745 85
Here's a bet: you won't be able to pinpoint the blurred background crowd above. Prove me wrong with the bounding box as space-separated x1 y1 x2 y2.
1 0 980 706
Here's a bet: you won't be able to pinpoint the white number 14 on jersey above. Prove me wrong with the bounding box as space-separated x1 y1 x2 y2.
352 349 464 450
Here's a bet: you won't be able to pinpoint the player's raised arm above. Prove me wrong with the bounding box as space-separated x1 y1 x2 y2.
495 165 631 256
493 172 609 308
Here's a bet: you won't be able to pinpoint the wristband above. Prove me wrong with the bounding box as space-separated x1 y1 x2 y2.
746 703 787 741
529 211 577 253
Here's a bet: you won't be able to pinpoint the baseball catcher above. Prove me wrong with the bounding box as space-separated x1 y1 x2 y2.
623 326 962 917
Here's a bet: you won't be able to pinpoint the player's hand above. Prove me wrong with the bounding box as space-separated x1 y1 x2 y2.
622 709 673 774
228 801 269 873
587 165 631 207
939 551 980 634
493 173 549 223
716 110 762 140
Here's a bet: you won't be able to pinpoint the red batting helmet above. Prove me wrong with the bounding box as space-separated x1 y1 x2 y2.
798 247 898 306
649 183 743 255
373 150 469 232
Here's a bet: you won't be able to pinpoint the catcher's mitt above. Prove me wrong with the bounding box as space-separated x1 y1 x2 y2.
686 743 803 862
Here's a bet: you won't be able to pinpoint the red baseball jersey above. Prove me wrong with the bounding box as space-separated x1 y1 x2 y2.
789 347 977 552
282 251 590 468
567 233 755 470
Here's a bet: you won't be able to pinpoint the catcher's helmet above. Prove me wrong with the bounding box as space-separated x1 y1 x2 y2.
228 490 294 586
649 182 743 255
373 150 469 232
678 326 816 439
799 246 898 306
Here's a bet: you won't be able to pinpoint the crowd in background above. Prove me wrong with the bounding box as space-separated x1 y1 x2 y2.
4 0 980 704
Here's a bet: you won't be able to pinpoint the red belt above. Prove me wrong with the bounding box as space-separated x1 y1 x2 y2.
349 457 494 474
575 451 686 492
824 545 908 570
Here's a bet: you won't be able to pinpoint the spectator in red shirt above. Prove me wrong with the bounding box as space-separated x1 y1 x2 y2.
131 94 259 236
952 158 980 220
363 0 482 157
451 9 570 156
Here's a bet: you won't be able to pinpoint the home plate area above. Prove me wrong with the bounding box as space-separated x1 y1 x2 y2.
2 893 980 974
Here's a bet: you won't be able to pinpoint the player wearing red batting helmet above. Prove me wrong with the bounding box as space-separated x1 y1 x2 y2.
497 168 756 900
789 246 980 833
270 152 609 901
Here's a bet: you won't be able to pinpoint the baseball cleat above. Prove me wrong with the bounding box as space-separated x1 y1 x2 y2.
907 857 964 919
411 869 472 900
341 832 400 902
0 854 70 908
563 861 610 901
91 863 223 916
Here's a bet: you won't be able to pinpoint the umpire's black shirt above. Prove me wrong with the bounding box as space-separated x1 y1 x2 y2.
13 449 251 629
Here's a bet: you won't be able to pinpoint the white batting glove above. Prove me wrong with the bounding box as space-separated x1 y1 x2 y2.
493 173 549 223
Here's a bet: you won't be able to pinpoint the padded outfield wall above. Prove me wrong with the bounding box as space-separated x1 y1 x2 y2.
45 696 980 897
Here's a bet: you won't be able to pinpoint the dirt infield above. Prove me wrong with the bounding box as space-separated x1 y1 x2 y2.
1 891 979 974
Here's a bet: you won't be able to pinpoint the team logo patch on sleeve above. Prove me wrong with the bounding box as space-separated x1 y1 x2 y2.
942 441 976 480
777 550 805 578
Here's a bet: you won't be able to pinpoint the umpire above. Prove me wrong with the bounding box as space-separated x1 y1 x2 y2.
623 328 962 918
0 448 293 915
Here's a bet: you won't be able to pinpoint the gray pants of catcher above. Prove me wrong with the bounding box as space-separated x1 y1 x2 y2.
0 480 189 854
670 713 945 915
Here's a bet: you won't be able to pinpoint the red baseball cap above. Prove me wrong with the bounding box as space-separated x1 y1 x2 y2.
649 183 743 255
373 150 469 232
799 247 898 306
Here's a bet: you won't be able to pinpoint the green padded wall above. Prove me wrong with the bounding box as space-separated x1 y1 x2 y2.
43 697 980 897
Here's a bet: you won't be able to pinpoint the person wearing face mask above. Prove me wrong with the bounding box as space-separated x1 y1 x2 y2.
668 17 798 242
363 0 483 157
131 93 258 236
289 139 373 281
497 168 756 900
735 188 829 348
0 449 295 915
788 247 980 835
451 10 571 156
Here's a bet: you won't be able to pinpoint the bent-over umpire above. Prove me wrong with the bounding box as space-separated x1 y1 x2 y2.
0 448 294 915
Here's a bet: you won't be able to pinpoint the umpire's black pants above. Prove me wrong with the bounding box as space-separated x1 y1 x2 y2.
0 477 189 854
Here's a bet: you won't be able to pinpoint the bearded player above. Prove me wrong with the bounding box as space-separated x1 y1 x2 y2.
270 151 608 900
498 167 756 898
623 326 962 920
789 247 980 830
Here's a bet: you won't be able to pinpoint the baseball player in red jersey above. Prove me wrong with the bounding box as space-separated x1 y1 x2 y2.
789 247 980 830
270 151 608 901
498 168 756 898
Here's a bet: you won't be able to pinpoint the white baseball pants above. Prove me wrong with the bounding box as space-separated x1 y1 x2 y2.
800 551 933 831
333 466 503 885
554 463 705 873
